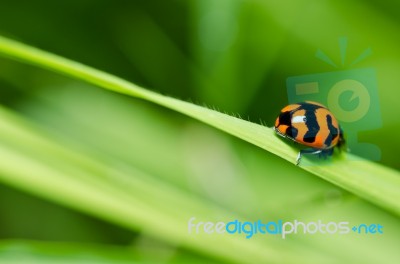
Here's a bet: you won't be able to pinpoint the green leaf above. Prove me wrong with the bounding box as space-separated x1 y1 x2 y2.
0 239 220 264
0 103 331 264
0 240 138 264
9 96 352 264
0 35 399 219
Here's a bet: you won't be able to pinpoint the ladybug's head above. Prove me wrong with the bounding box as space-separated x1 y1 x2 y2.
274 103 303 138
274 110 291 138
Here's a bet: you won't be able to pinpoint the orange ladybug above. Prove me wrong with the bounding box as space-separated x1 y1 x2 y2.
274 101 345 165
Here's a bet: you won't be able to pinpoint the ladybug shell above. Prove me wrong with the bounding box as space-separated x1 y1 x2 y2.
274 101 340 149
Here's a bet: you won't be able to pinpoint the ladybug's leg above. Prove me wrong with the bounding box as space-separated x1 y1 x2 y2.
296 149 322 165
319 148 334 159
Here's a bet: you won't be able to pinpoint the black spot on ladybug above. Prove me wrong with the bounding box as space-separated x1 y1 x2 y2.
303 110 319 143
285 126 292 137
300 102 322 111
291 126 298 138
279 111 291 126
285 126 298 138
326 114 339 145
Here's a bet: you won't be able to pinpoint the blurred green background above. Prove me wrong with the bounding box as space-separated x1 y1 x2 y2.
0 0 399 263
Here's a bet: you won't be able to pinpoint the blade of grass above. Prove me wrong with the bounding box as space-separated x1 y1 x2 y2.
0 35 399 218
0 239 219 264
0 240 139 264
20 86 400 263
0 105 334 264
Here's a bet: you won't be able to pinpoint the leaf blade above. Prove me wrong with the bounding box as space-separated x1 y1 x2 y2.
0 35 399 218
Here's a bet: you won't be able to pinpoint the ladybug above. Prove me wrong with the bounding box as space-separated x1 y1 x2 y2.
274 101 345 165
